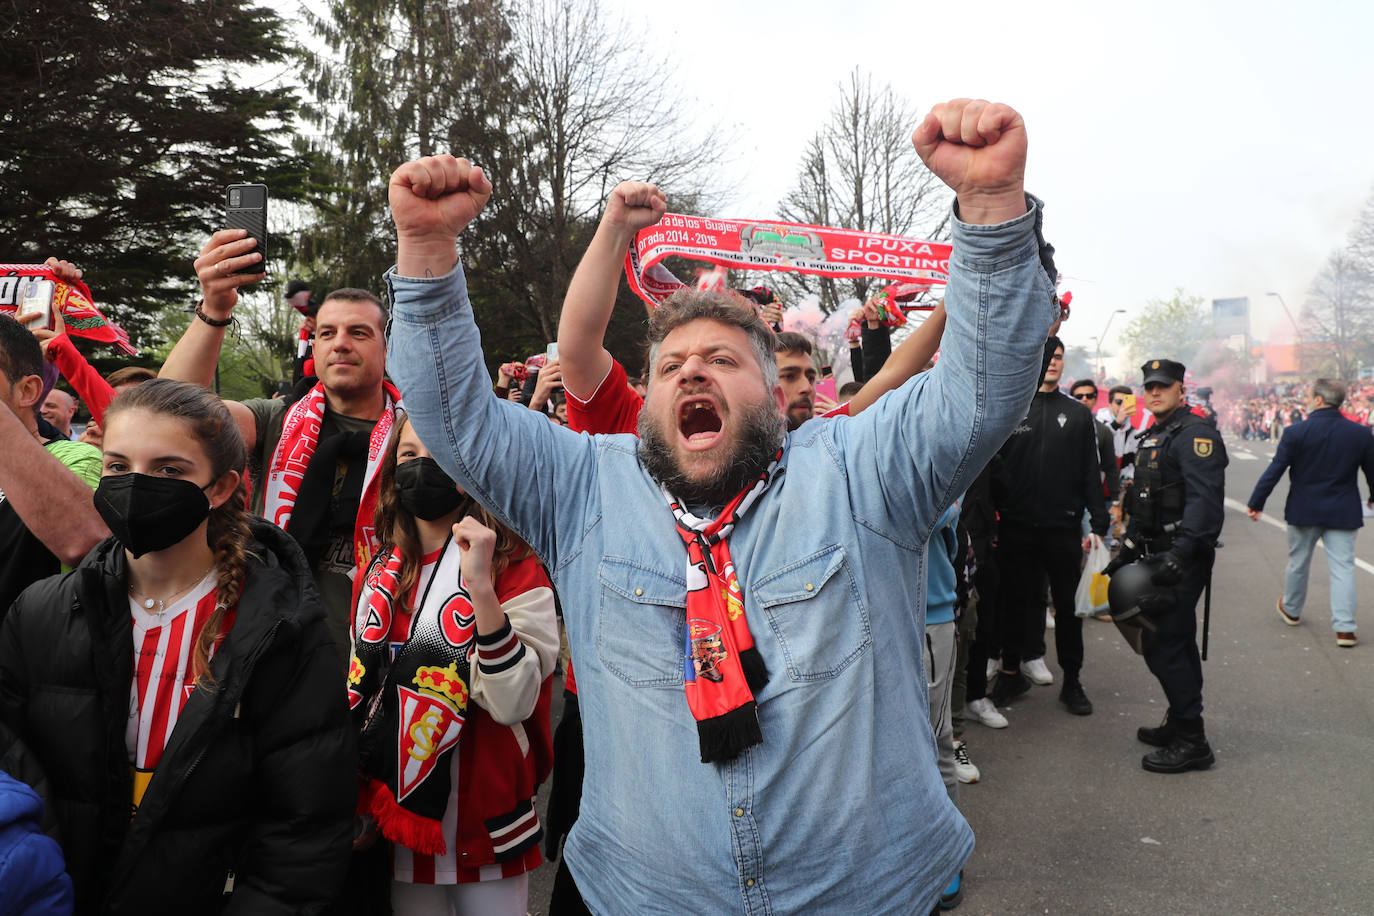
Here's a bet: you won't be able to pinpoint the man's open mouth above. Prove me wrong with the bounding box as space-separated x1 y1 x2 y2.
678 397 723 447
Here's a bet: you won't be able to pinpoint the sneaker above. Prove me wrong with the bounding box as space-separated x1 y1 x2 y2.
1021 657 1054 686
953 741 979 784
1059 679 1093 716
940 870 964 910
1277 598 1300 626
1337 631 1357 647
966 697 1009 729
1046 608 1056 630
989 670 1031 705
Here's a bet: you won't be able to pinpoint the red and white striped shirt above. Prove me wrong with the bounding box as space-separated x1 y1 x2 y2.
125 572 222 814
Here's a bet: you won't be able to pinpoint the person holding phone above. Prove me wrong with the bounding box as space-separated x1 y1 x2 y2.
0 379 355 911
161 212 401 672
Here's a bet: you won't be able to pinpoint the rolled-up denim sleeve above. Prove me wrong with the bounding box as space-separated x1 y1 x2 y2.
383 263 598 570
838 199 1056 547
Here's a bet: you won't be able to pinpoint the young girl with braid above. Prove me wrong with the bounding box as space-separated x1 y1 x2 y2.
348 414 557 916
0 379 355 913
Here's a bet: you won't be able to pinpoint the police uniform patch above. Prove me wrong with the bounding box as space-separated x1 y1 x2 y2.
1193 437 1213 458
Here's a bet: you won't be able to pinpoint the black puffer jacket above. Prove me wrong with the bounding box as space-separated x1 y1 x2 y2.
0 519 356 915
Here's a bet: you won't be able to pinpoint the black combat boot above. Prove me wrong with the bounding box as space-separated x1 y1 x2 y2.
1141 715 1214 773
1136 711 1177 747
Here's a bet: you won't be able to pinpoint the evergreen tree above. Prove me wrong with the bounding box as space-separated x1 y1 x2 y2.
0 0 315 348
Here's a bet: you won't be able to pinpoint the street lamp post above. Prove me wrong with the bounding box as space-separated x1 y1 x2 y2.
1096 309 1127 380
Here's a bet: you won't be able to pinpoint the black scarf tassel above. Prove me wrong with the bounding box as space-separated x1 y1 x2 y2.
697 701 763 763
739 646 770 694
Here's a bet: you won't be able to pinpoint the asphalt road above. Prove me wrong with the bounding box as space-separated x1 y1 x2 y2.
954 434 1374 916
523 432 1374 915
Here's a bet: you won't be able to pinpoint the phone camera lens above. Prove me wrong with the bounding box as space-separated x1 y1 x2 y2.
229 190 241 207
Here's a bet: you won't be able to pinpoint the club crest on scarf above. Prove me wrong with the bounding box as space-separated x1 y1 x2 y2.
396 661 469 801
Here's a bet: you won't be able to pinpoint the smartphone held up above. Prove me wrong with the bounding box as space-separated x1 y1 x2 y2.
225 183 269 276
16 277 55 331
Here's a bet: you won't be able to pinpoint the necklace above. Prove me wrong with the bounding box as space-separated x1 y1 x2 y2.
128 563 217 615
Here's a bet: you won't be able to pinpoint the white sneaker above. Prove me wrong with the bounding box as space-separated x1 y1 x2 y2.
953 740 980 784
1046 608 1056 629
1021 657 1054 686
986 657 1000 681
966 697 1009 728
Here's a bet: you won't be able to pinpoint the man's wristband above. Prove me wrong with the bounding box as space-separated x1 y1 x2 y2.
194 300 234 328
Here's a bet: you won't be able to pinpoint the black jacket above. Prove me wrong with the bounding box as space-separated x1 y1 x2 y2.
0 519 355 915
994 389 1110 534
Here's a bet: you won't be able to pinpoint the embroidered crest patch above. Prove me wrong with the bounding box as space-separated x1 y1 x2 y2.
1193 437 1213 458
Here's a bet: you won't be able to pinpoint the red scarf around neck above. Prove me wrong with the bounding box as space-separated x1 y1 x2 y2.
665 451 781 763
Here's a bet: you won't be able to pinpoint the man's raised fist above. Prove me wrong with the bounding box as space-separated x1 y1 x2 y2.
389 155 492 243
602 181 667 237
912 99 1027 225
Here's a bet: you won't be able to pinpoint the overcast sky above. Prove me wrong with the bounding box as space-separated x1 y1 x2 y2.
597 0 1374 365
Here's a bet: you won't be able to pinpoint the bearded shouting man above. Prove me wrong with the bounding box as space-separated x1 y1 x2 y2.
383 98 1057 915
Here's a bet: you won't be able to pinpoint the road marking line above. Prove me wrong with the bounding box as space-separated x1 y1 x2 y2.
1233 452 1257 461
1224 497 1374 576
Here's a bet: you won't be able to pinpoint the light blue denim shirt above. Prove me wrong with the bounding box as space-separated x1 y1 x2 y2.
384 201 1055 915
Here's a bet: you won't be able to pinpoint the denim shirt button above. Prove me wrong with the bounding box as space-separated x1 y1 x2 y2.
634 588 644 596
734 807 744 817
746 878 756 888
804 583 814 592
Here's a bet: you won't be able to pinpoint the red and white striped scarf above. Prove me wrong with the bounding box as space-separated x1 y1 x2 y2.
264 380 400 593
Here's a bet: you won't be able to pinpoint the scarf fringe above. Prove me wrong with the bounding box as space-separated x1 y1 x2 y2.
363 778 447 856
739 647 770 693
697 702 764 764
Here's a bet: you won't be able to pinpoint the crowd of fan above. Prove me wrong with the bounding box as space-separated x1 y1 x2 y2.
0 125 1260 914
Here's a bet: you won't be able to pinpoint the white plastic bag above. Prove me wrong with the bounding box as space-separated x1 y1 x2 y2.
1074 535 1112 618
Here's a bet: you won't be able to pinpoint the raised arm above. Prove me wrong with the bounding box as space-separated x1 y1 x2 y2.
158 231 262 449
385 156 599 569
847 302 947 415
838 99 1055 543
558 182 666 400
0 404 107 565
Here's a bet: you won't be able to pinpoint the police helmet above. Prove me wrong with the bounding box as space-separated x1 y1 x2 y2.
1107 561 1167 623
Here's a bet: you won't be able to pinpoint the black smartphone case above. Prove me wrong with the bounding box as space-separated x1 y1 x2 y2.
225 185 268 276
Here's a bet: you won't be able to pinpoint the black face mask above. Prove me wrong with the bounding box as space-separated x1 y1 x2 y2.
394 457 463 520
94 473 213 559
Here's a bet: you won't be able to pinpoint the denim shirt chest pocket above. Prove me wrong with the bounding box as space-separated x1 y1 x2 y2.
596 557 686 688
751 545 872 681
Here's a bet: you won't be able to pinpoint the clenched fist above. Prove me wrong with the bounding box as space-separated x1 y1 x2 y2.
912 99 1027 225
390 155 493 277
601 181 667 239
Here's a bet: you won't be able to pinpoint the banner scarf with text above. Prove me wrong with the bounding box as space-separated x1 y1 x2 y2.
0 264 137 355
624 214 951 309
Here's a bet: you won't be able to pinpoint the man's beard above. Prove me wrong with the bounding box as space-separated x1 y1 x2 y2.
638 397 785 508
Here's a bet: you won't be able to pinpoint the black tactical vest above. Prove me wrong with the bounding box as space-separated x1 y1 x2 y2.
1128 413 1188 535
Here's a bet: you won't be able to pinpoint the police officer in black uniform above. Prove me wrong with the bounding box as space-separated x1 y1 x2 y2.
1104 358 1227 773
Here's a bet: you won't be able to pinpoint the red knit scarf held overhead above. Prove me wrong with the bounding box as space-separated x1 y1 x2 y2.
666 451 781 763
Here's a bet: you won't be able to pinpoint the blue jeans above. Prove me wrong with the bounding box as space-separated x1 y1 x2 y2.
1284 526 1357 632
